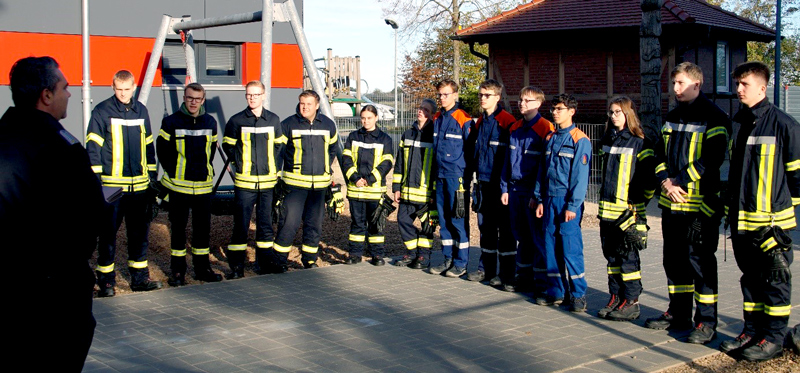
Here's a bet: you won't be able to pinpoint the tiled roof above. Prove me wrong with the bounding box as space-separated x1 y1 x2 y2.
455 0 774 40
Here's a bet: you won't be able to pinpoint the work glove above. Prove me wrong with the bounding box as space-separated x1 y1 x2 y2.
471 182 482 213
686 216 704 246
454 179 466 219
272 179 288 225
369 194 396 235
418 204 438 236
611 209 635 233
764 250 792 283
326 183 344 221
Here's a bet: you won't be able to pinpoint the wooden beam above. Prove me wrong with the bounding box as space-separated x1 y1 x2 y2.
558 51 565 94
523 48 530 87
607 51 614 105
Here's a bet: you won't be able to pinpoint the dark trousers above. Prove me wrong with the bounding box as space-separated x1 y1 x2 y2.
476 181 515 281
168 192 211 274
229 188 274 269
273 187 326 267
600 221 643 301
732 231 793 345
348 199 385 257
397 202 434 254
97 191 151 285
509 189 545 290
661 211 719 328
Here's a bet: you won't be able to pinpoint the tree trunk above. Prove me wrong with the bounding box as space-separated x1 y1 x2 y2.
640 0 663 143
452 0 460 84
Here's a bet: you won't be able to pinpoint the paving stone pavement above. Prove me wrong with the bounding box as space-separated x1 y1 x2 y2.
84 226 800 372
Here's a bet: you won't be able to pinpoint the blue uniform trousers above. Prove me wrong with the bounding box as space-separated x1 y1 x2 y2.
509 189 544 291
476 182 515 281
542 196 587 300
436 177 469 270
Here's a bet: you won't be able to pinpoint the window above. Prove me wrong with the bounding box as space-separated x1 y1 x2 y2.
162 42 241 85
716 42 729 92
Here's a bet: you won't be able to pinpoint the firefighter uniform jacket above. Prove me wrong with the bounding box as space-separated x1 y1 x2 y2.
729 97 800 233
86 96 157 192
280 107 339 190
393 120 435 203
655 92 730 215
468 106 515 183
342 126 394 201
597 128 656 223
534 123 592 213
500 114 554 194
433 103 472 179
157 104 218 195
222 106 286 190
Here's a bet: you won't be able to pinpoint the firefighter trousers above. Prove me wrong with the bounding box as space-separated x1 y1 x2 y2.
732 232 792 345
509 189 545 291
542 196 586 300
167 192 212 275
96 191 152 286
273 187 325 267
436 177 470 270
600 221 643 301
661 211 719 328
397 202 434 255
348 199 385 258
228 188 274 271
476 182 515 282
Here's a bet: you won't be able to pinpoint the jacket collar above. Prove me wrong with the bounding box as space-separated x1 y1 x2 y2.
180 102 206 117
524 113 542 129
294 103 321 124
482 105 503 121
112 96 139 113
440 102 464 116
749 97 771 119
358 125 383 138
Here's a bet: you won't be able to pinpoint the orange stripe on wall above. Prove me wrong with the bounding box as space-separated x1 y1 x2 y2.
242 42 303 88
0 31 162 86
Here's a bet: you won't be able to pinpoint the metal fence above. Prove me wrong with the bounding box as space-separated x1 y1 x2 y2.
767 86 800 122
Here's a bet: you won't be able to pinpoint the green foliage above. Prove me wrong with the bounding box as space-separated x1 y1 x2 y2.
400 27 488 116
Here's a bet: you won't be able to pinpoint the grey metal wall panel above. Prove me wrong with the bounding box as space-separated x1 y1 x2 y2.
0 0 81 34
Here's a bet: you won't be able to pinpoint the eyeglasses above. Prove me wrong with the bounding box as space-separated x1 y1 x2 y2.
478 93 498 99
520 98 538 105
184 96 204 103
245 93 262 98
550 107 570 114
607 109 624 118
438 92 455 98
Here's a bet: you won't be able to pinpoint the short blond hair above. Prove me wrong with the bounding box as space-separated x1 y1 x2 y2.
519 86 545 103
671 62 703 87
245 80 265 91
113 70 135 85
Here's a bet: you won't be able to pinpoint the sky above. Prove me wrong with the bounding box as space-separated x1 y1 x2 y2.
303 0 410 93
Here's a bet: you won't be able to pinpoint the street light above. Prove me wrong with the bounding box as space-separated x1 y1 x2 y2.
385 18 399 128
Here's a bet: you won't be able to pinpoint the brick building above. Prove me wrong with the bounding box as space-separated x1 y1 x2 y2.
453 0 775 123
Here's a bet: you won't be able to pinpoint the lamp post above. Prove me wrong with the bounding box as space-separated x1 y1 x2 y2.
385 18 399 128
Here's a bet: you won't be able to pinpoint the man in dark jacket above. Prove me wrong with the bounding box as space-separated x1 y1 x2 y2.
722 61 800 361
1 56 104 371
157 82 222 285
86 70 162 296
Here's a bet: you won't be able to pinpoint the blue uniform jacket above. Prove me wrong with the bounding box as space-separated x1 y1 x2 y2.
535 123 592 213
468 106 515 183
433 103 472 179
500 114 554 194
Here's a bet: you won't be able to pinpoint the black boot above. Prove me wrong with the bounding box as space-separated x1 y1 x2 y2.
226 249 246 279
129 267 162 292
95 270 116 297
169 255 187 286
193 254 222 282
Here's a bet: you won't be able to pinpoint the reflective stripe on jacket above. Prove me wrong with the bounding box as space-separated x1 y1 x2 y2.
728 97 800 233
342 126 394 200
280 108 339 190
469 106 515 183
597 128 656 222
157 104 218 194
433 103 472 179
86 96 156 192
535 124 592 213
393 120 435 203
500 114 553 194
655 92 729 214
222 107 286 191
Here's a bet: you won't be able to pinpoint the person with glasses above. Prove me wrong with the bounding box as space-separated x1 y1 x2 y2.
222 80 286 278
465 79 516 287
500 86 554 293
596 96 656 321
393 98 438 269
645 62 729 345
157 82 223 286
534 94 591 312
428 79 473 278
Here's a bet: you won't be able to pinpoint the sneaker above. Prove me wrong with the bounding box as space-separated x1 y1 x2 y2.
168 273 186 287
130 279 163 292
607 299 641 321
502 282 516 292
570 297 587 312
720 333 753 353
741 339 783 362
535 296 564 306
687 323 716 344
644 312 691 330
488 276 502 286
444 266 467 278
597 294 621 319
427 258 452 275
467 270 485 282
